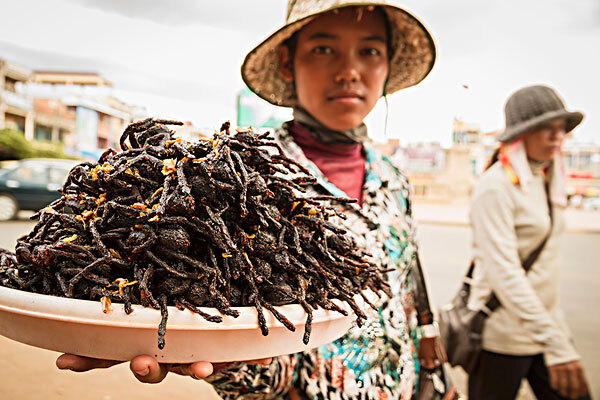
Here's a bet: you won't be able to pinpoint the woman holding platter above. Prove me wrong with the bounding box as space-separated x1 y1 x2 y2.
58 1 453 398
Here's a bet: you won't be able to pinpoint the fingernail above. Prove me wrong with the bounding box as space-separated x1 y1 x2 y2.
134 367 150 377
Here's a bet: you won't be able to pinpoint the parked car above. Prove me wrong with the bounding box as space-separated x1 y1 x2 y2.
0 158 79 221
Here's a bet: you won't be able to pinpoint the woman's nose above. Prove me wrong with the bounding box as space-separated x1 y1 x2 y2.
334 57 360 84
549 128 567 140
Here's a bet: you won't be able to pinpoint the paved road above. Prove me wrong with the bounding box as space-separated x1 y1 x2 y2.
416 223 599 399
0 217 597 399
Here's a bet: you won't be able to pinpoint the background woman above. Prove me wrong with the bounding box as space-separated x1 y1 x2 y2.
468 85 590 400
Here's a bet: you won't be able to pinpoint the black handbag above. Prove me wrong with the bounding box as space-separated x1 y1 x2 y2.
438 181 553 375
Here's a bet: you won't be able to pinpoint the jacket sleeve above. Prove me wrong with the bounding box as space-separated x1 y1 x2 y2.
205 355 297 400
470 187 579 366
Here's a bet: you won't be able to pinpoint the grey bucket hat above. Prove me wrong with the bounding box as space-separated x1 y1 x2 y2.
241 0 436 107
498 85 584 143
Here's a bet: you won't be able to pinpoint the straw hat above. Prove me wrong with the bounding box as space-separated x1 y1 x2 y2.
498 85 584 143
241 0 436 107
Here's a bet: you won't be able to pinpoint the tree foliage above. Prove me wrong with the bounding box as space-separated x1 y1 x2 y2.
0 129 73 160
0 129 31 160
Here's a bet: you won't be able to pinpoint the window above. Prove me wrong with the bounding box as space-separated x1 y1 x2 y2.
58 130 69 142
580 153 591 169
5 113 26 133
413 185 427 197
8 163 48 183
35 125 53 142
97 137 108 149
4 77 17 93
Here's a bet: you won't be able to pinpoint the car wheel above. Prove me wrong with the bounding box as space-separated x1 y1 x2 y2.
0 194 18 221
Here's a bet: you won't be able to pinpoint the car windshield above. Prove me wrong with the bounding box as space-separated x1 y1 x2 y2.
0 161 19 176
48 165 73 184
8 163 48 183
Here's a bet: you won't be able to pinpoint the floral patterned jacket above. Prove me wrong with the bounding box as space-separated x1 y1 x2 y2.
206 123 433 399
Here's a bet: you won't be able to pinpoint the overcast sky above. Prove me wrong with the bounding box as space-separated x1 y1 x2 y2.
1 0 598 146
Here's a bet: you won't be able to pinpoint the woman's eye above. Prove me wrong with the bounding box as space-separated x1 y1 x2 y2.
312 46 333 55
361 48 382 56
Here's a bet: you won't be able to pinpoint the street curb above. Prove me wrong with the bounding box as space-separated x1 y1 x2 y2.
416 219 470 228
416 219 600 235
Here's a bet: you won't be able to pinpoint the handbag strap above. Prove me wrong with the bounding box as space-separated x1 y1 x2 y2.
466 180 553 314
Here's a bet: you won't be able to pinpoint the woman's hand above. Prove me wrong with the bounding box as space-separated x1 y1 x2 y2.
56 354 272 383
548 360 589 399
417 336 447 370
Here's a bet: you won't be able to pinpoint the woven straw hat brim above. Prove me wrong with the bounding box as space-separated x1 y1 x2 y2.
497 109 584 143
241 2 436 107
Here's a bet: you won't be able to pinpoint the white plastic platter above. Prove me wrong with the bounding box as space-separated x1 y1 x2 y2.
0 285 354 363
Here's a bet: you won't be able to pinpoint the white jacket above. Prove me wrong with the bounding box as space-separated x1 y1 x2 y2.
468 160 579 366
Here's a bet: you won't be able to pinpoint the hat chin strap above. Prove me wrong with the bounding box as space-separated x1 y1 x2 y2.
382 78 389 139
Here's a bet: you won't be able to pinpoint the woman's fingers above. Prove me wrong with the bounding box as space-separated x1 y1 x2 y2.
549 365 559 392
56 354 123 372
418 337 441 369
434 338 447 363
58 353 273 383
569 362 588 399
178 358 271 378
557 365 569 398
566 365 578 399
129 355 170 384
576 367 589 398
179 362 215 379
549 361 589 400
172 357 272 379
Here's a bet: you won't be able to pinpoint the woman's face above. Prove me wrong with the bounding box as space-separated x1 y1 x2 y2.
523 119 567 162
279 7 390 131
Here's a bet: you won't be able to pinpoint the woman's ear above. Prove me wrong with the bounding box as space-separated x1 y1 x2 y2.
278 46 294 83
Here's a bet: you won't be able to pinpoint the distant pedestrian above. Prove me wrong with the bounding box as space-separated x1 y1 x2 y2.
468 85 591 399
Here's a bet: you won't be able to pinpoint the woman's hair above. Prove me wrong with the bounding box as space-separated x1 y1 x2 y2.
485 147 501 171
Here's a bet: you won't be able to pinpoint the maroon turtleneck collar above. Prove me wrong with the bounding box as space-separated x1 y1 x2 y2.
289 121 365 205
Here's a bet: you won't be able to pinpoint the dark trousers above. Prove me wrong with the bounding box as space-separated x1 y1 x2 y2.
468 351 591 400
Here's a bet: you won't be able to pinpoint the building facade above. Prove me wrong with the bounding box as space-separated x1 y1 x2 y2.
26 72 146 158
376 118 600 204
0 59 34 139
1 60 152 159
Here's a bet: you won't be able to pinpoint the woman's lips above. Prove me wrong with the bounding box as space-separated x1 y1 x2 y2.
328 92 364 105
